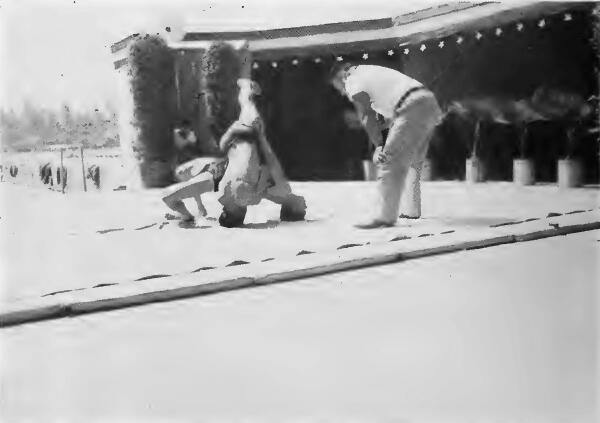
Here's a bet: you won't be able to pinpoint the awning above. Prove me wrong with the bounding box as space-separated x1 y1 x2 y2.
169 1 591 60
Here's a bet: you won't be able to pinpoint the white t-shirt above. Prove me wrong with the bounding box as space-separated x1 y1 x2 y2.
344 65 422 119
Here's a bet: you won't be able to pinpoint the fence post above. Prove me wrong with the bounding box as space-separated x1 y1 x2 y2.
80 146 87 192
60 149 65 194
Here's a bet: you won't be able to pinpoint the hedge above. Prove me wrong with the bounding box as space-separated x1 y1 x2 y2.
128 34 177 187
201 42 242 141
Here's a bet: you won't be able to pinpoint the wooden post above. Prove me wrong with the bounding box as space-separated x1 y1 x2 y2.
80 146 87 192
60 148 65 194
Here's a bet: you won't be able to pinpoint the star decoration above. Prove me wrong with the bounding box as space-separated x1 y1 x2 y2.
387 49 394 56
271 62 278 68
456 36 464 44
475 32 483 40
420 44 426 52
538 19 546 28
516 22 524 31
495 27 503 36
564 13 572 21
292 59 299 65
336 56 343 62
403 48 410 55
362 53 369 60
314 57 322 63
438 40 445 48
252 62 259 69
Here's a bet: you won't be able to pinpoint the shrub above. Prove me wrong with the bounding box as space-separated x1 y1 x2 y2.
201 42 242 141
128 34 177 186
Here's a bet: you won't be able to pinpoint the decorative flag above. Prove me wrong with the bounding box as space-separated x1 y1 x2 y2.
247 11 581 72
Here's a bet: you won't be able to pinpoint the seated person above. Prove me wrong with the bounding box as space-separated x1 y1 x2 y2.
162 121 227 222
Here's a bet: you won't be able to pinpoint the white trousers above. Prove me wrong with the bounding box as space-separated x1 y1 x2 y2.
375 91 442 223
218 141 302 210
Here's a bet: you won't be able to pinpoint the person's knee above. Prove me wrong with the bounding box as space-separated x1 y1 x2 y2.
162 190 179 206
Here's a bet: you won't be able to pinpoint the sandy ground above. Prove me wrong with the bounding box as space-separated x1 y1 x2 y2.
1 180 598 304
1 230 597 423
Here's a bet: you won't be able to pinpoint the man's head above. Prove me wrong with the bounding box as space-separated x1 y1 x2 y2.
175 119 196 146
329 62 353 95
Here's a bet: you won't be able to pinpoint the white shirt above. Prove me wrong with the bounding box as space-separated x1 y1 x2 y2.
344 65 422 119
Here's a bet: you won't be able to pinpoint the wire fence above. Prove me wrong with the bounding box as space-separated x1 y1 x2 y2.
0 147 127 193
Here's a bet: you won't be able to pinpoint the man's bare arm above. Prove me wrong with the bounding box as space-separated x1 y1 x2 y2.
351 91 383 147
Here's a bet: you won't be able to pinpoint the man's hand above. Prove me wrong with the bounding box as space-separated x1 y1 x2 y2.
372 146 388 164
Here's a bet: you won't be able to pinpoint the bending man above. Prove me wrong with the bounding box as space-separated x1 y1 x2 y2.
330 63 442 229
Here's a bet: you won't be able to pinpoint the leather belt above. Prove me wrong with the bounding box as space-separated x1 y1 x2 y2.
395 86 427 110
380 86 428 148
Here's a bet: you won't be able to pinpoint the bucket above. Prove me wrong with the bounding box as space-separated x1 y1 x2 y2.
557 159 583 188
465 157 485 183
513 159 535 186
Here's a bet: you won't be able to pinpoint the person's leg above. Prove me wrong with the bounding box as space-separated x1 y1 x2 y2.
162 172 214 220
192 193 207 217
358 94 441 228
398 100 441 219
163 199 194 221
218 142 262 207
218 142 263 227
368 158 411 225
265 191 307 221
262 174 307 222
174 157 217 182
399 160 423 219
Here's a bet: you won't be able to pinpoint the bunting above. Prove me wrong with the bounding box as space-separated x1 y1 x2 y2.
251 12 576 70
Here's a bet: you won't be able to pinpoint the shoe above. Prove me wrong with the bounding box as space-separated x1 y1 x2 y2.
399 214 420 219
354 219 395 229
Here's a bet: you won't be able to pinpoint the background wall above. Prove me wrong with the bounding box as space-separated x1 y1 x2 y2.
253 7 598 182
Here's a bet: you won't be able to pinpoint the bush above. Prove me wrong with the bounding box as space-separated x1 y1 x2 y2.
201 42 242 140
128 34 177 186
591 5 600 58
